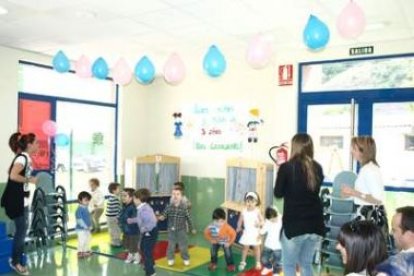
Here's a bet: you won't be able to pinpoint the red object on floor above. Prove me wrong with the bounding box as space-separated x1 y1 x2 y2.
238 267 267 276
115 240 194 261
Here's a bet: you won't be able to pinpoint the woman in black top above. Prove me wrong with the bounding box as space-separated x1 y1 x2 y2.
274 133 324 276
1 132 38 275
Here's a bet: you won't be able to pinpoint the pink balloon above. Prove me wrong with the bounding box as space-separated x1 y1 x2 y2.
246 35 272 69
337 1 366 39
112 58 132 85
75 55 92 78
42 120 57 136
163 53 186 85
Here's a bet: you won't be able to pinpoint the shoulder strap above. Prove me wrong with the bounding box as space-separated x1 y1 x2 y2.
8 153 28 175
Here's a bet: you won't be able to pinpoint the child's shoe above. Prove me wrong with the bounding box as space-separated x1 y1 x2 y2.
208 263 217 271
125 253 134 264
83 251 92 257
77 252 84 258
133 253 141 264
255 261 262 270
167 259 174 266
238 261 246 271
227 264 236 272
183 259 190 266
261 267 273 275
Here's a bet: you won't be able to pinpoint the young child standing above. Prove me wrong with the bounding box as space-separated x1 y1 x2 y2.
75 191 93 258
89 178 104 232
204 207 236 272
159 186 196 266
260 207 282 276
172 181 192 209
237 191 263 271
119 188 140 264
106 182 122 247
131 188 158 276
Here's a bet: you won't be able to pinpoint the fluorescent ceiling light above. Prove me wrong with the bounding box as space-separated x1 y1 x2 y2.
0 5 8 15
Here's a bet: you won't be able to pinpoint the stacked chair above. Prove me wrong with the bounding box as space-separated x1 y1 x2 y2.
319 171 357 273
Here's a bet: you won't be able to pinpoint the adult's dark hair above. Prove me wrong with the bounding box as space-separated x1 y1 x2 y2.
396 206 414 233
212 208 226 220
108 182 120 193
123 188 135 198
265 206 278 220
290 133 320 191
134 188 151 203
337 220 388 275
78 191 92 201
174 181 185 191
9 132 36 154
89 178 100 187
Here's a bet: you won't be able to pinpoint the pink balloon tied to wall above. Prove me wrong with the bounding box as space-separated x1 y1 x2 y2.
337 0 366 39
75 55 92 78
163 53 186 85
112 58 132 86
246 34 273 69
42 120 57 136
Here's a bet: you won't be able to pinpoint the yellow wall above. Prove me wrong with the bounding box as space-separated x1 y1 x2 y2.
0 38 414 180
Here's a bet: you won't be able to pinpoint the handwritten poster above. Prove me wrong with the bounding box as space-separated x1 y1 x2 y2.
185 103 247 151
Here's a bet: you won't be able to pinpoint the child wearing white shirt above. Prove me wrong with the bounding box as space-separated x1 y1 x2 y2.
260 207 282 276
89 178 104 232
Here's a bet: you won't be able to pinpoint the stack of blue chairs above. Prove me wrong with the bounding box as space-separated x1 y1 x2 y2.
0 221 13 274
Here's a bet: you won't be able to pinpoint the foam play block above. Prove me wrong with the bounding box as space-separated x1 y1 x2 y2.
0 238 12 257
0 256 12 274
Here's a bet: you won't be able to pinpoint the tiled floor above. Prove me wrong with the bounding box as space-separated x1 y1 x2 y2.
2 232 344 276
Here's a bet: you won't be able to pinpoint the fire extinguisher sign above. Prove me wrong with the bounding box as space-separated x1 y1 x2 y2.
278 64 293 86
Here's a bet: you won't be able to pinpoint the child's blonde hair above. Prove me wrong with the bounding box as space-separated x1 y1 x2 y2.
244 191 260 206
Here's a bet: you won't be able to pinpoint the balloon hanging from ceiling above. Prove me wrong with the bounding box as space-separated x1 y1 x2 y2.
203 45 226 77
163 53 186 85
135 56 155 85
52 50 70 73
42 120 57 137
246 34 273 69
303 15 330 50
112 58 132 86
337 1 366 39
75 55 92 78
92 57 109 79
54 133 70 146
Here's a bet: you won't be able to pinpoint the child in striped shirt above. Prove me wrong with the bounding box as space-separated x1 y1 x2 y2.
106 182 122 247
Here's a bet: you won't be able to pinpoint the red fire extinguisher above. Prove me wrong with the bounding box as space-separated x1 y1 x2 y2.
269 142 288 166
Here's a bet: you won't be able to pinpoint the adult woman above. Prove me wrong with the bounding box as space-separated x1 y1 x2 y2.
336 220 388 275
341 136 389 239
274 133 325 276
1 132 38 275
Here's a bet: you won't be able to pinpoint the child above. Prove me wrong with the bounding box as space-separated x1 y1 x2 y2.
75 191 93 258
131 188 158 276
260 207 282 276
106 182 122 247
119 188 140 264
204 207 236 272
236 191 263 271
159 186 196 266
89 178 104 232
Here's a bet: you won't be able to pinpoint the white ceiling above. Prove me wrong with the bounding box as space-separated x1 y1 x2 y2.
0 0 413 65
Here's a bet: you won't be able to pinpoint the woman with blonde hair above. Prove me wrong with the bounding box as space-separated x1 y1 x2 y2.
274 133 325 276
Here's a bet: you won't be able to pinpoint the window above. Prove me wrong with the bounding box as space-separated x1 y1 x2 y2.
18 61 118 230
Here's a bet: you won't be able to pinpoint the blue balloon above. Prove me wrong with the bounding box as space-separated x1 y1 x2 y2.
203 45 226 77
55 133 70 147
303 15 330 50
52 50 70 73
134 56 155 84
92 57 109 79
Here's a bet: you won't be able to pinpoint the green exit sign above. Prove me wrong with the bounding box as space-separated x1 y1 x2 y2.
349 46 374 56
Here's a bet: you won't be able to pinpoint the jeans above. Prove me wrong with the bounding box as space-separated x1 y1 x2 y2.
261 247 282 273
281 231 321 276
210 244 234 265
141 227 158 276
12 215 27 266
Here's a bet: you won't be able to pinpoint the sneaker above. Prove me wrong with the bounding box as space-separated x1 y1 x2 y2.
227 264 236 272
83 251 92 257
238 261 246 271
133 253 141 264
183 259 190 266
77 252 84 258
208 263 217 271
9 262 29 276
125 253 134 264
167 259 175 266
261 267 273 275
256 261 262 270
